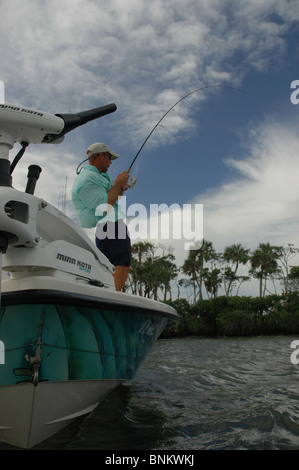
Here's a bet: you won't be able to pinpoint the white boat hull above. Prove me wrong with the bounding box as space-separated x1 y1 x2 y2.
0 275 178 448
0 379 120 448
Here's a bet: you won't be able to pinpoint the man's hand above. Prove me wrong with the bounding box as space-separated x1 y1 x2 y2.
115 170 130 189
108 171 130 205
115 171 130 195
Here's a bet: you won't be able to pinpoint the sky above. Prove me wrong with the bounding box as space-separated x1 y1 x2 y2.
0 0 299 297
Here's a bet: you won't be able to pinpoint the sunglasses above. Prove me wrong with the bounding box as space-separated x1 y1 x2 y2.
95 152 111 161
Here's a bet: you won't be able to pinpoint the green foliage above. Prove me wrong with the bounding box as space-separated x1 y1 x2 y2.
127 242 178 300
288 266 299 292
128 240 299 337
180 241 299 299
249 243 283 297
162 293 299 338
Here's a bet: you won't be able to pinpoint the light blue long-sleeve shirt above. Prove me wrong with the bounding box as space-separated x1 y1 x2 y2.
71 165 124 228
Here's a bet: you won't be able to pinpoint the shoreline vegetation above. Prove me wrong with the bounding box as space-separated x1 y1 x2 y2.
125 241 299 338
161 293 299 338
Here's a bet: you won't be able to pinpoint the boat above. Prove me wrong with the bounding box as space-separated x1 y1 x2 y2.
0 100 179 448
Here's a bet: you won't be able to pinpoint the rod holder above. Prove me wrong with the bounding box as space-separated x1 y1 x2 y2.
25 165 42 195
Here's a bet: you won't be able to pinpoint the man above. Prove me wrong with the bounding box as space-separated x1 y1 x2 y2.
71 142 131 291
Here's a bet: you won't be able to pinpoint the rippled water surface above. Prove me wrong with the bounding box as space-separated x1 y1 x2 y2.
3 335 299 450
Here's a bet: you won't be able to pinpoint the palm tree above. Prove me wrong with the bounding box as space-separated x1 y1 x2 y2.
288 266 299 292
129 242 177 300
181 239 215 302
203 267 222 298
223 243 250 295
130 242 154 296
249 243 282 297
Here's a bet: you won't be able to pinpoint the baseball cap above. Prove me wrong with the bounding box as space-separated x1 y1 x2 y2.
86 143 120 160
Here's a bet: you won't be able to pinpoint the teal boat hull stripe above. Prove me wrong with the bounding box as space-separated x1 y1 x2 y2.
1 289 176 323
0 301 168 385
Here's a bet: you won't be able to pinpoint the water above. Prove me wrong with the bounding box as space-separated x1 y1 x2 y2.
3 336 299 450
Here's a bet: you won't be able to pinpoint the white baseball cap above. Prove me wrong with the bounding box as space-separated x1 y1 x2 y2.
86 142 120 160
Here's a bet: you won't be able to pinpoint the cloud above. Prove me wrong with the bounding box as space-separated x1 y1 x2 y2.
125 117 299 266
197 118 299 253
1 0 298 149
126 116 299 298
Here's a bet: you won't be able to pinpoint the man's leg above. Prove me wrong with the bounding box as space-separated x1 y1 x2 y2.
114 265 130 291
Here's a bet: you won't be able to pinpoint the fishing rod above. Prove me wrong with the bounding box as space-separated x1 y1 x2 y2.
127 84 245 189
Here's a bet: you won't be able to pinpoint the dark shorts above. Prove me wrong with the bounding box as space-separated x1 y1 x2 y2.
96 219 131 267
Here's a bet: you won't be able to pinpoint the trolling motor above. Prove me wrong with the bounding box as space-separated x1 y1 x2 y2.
0 101 117 177
0 101 117 252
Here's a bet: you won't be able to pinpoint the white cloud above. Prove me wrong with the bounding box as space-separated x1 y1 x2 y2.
197 119 299 254
136 117 299 298
1 0 298 148
125 117 299 263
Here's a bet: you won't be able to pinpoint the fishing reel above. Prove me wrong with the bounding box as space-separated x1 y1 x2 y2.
128 176 137 189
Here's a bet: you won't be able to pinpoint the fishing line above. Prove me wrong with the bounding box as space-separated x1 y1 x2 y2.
127 84 246 178
75 85 245 182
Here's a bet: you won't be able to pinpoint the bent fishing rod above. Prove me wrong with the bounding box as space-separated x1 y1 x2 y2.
127 84 245 189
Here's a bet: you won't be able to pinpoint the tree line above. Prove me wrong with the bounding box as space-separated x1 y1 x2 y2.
124 240 299 337
125 240 299 301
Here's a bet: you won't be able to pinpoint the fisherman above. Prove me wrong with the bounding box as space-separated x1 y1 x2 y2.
71 143 131 291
